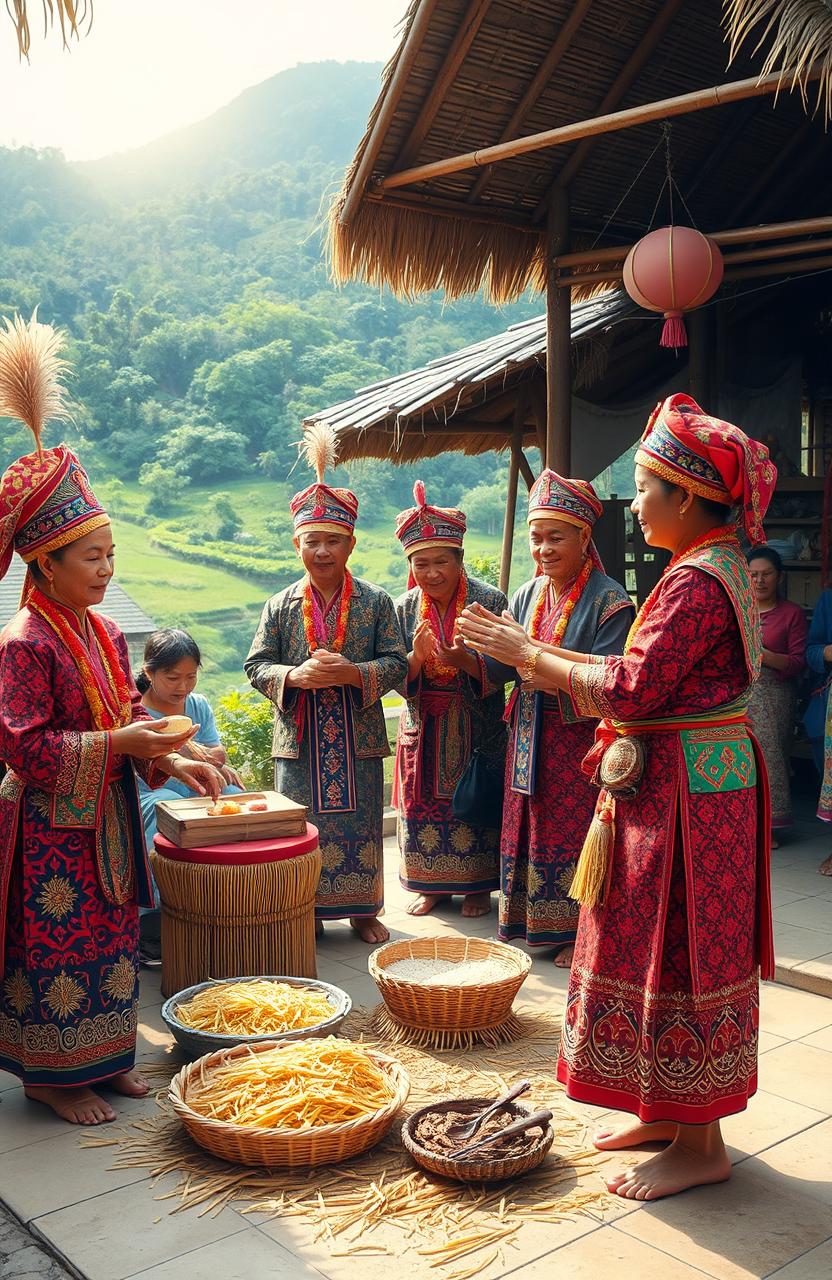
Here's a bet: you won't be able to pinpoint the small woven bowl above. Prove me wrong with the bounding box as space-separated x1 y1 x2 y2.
170 1038 409 1167
161 975 351 1059
369 936 531 1032
402 1096 554 1183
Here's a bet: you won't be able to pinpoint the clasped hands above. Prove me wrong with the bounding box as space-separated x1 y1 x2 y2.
457 602 539 682
288 648 359 690
109 720 224 799
411 618 470 671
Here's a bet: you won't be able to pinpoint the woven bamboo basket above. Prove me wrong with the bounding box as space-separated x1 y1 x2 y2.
161 975 352 1059
369 937 531 1040
151 843 321 998
402 1097 554 1183
169 1039 410 1167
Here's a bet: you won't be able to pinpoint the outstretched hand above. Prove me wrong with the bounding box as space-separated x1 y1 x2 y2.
457 603 531 667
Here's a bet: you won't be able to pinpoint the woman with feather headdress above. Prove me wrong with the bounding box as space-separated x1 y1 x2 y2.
392 481 507 917
0 314 222 1125
245 422 407 943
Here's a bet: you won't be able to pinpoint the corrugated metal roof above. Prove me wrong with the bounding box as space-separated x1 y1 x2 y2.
0 559 156 634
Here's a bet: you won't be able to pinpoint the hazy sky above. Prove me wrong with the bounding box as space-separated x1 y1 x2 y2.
1 1 400 161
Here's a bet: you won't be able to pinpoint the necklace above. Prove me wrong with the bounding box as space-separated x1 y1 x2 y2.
419 570 468 681
625 526 738 655
302 569 353 653
529 556 593 646
28 587 132 730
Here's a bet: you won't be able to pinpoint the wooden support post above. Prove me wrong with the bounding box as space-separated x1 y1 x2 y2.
547 188 571 472
500 419 523 595
688 309 714 408
518 451 535 490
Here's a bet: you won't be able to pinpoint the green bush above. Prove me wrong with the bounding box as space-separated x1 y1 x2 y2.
149 529 297 587
467 553 500 587
215 689 274 789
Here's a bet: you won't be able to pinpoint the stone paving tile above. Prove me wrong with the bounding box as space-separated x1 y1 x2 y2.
0 1203 72 1280
0 1089 93 1157
772 924 832 968
799 1023 832 1051
506 1224 715 1278
774 897 832 933
767 1237 832 1279
759 982 832 1039
31 1178 247 1280
613 1160 831 1280
793 953 832 983
758 1041 832 1113
120 1227 329 1280
0 1124 148 1225
752 1118 832 1206
722 1090 828 1162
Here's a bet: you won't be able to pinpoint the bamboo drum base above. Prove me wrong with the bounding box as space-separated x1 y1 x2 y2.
151 846 322 998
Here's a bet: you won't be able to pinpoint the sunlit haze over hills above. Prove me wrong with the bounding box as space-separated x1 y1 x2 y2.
0 0 399 161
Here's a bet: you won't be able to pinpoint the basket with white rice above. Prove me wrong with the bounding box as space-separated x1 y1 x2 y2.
368 936 531 1048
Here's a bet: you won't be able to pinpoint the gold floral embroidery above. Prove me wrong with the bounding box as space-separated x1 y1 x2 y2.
102 956 136 1004
36 876 77 921
557 862 578 894
357 841 377 871
3 968 34 1015
44 972 86 1020
417 823 441 854
449 824 474 854
319 841 342 873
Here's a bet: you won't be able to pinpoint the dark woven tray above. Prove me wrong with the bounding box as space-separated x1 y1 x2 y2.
401 1095 554 1183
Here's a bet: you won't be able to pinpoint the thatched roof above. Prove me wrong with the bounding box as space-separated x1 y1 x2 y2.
329 0 832 302
305 289 634 462
8 1 92 59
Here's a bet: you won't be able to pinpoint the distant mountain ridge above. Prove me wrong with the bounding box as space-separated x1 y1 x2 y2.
77 60 382 198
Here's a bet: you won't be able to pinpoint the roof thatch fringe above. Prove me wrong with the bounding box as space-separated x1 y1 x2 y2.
725 0 832 121
328 191 547 304
8 0 92 59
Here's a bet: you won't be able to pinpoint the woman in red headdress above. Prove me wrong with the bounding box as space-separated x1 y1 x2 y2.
0 315 221 1126
460 395 777 1200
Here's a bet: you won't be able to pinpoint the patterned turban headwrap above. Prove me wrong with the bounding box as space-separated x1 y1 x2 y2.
0 445 109 599
527 468 605 570
636 393 777 544
290 482 359 537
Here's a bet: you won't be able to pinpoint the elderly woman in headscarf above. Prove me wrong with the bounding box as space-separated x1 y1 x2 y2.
460 394 776 1202
466 471 633 966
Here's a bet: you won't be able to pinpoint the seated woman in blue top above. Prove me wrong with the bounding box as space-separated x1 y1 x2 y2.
136 628 243 856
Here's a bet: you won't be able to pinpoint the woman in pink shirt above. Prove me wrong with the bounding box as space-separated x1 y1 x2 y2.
748 547 807 844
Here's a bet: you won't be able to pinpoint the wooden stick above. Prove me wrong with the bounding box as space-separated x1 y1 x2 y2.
500 410 523 595
339 0 442 226
547 187 571 472
724 253 832 281
518 452 535 491
374 69 821 193
555 233 832 285
555 215 832 270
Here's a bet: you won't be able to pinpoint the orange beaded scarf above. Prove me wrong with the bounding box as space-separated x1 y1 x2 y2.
27 588 132 730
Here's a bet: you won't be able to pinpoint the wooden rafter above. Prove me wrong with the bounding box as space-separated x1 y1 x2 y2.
532 0 686 217
371 69 820 196
393 0 494 171
728 118 816 224
465 0 594 206
684 100 760 199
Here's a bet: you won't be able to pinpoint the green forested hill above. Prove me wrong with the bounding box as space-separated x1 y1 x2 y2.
0 60 541 699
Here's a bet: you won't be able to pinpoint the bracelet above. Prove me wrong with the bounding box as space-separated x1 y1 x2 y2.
521 643 540 683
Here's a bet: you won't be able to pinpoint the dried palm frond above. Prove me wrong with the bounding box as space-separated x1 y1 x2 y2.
0 311 72 457
7 0 93 60
724 0 832 122
299 420 339 483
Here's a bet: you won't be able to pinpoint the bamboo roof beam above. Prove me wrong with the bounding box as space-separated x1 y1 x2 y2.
534 0 686 215
339 0 442 227
370 68 822 196
393 0 494 171
465 0 594 206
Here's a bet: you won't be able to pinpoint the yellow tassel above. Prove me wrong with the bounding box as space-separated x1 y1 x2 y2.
569 792 615 908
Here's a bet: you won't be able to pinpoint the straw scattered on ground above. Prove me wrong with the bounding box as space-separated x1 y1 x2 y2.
81 1007 612 1273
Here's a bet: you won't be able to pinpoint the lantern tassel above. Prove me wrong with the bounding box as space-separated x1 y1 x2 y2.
660 311 688 350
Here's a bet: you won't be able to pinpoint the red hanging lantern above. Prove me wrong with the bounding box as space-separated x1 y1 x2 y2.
623 226 724 350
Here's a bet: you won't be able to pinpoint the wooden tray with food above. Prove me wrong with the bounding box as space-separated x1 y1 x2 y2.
155 791 307 848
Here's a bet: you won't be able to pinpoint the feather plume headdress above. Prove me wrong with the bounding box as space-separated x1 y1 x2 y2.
0 311 72 457
290 420 359 535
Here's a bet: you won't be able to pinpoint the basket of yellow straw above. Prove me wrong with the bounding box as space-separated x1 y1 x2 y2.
169 1036 409 1166
161 975 351 1058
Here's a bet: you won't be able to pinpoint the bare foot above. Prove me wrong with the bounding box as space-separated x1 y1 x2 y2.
594 1120 678 1151
350 916 390 944
25 1086 116 1126
406 894 444 916
461 892 492 918
605 1130 731 1200
819 854 832 877
107 1069 150 1098
554 944 575 968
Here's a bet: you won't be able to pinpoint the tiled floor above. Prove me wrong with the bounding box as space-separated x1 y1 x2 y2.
1 837 831 1280
770 804 832 996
